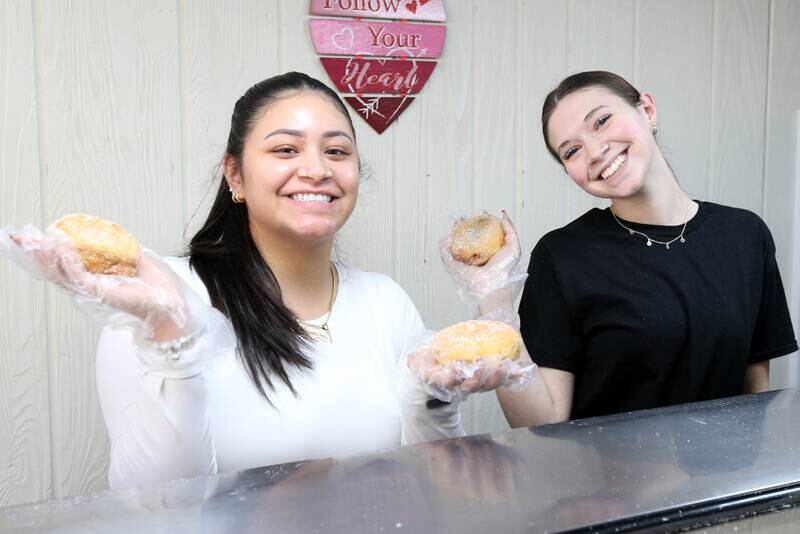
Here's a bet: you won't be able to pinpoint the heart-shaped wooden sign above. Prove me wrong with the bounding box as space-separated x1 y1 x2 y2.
309 0 446 134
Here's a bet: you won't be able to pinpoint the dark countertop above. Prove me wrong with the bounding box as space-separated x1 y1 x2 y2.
2 389 799 533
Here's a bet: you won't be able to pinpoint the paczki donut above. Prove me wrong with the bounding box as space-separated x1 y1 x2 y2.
53 214 141 277
450 214 505 266
433 320 521 364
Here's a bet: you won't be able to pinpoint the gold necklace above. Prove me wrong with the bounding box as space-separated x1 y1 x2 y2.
298 263 338 344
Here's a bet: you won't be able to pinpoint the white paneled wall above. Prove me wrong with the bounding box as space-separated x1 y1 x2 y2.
765 0 800 389
0 0 798 506
0 0 49 507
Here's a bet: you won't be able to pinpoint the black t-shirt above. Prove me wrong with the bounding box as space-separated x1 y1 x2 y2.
519 201 797 420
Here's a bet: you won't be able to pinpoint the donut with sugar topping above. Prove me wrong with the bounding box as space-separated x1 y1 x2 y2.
433 320 521 364
53 214 141 277
450 214 505 266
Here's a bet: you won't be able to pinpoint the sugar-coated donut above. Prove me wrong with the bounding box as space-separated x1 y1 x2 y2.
450 214 505 266
53 214 141 276
433 320 521 364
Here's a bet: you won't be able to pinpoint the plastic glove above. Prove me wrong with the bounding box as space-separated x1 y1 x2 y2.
406 328 536 404
439 211 527 317
0 223 193 341
399 329 464 444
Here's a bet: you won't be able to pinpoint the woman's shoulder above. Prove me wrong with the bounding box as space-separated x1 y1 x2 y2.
162 254 190 269
161 255 212 303
336 264 414 305
338 263 404 290
162 255 193 280
534 208 607 254
700 201 770 235
702 200 761 219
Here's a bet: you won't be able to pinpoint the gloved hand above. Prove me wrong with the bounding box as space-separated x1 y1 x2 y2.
0 223 194 341
400 320 536 443
405 329 537 404
439 211 527 317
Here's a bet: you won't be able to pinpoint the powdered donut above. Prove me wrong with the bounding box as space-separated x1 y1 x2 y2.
450 214 505 266
53 214 141 277
433 320 521 364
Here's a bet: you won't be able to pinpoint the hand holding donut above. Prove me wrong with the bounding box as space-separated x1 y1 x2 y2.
0 214 192 339
407 320 536 402
439 211 527 316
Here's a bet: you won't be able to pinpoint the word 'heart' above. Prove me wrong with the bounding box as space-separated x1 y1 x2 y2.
309 0 446 134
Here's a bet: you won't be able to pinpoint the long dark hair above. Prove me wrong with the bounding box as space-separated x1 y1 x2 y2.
541 71 642 162
189 72 356 401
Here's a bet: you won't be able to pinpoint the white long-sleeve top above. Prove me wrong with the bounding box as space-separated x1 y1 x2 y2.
96 257 463 489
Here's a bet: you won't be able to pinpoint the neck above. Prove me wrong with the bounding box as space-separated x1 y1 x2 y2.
250 226 335 321
611 154 695 225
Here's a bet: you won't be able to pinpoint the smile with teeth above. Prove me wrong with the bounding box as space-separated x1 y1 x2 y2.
290 193 333 203
600 152 627 180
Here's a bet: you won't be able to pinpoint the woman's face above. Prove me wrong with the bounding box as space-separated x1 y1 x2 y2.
227 91 359 243
547 87 657 200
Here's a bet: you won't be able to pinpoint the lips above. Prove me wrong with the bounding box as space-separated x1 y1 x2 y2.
598 151 627 181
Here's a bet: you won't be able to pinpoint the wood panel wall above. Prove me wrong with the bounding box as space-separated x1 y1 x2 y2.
0 0 798 506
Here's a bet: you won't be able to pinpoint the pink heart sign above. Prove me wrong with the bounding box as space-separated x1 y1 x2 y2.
308 0 447 134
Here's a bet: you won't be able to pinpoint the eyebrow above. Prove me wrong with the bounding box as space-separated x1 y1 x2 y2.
264 128 353 142
556 105 609 154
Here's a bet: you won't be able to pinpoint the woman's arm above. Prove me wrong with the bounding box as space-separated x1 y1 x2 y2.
495 339 574 428
96 258 237 488
743 361 770 394
497 367 574 428
96 326 219 489
381 273 467 445
479 287 575 428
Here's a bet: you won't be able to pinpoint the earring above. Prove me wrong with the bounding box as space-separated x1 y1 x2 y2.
651 125 658 136
230 188 245 204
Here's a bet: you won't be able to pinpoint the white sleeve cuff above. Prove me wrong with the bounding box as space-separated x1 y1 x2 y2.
134 306 236 379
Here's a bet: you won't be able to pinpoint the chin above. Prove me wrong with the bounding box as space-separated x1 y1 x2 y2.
293 224 339 242
296 230 335 241
593 169 645 199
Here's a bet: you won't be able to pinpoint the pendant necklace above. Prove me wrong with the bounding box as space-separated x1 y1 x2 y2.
298 263 337 344
610 200 691 250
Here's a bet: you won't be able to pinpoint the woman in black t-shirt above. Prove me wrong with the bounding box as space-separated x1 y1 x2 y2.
493 71 797 425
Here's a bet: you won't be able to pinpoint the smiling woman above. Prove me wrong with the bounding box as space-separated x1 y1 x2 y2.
89 72 471 489
493 71 798 429
190 75 363 399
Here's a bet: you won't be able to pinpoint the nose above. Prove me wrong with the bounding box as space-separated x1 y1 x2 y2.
298 150 332 182
588 138 610 163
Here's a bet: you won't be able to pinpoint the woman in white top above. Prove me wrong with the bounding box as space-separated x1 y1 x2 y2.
3 72 522 489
